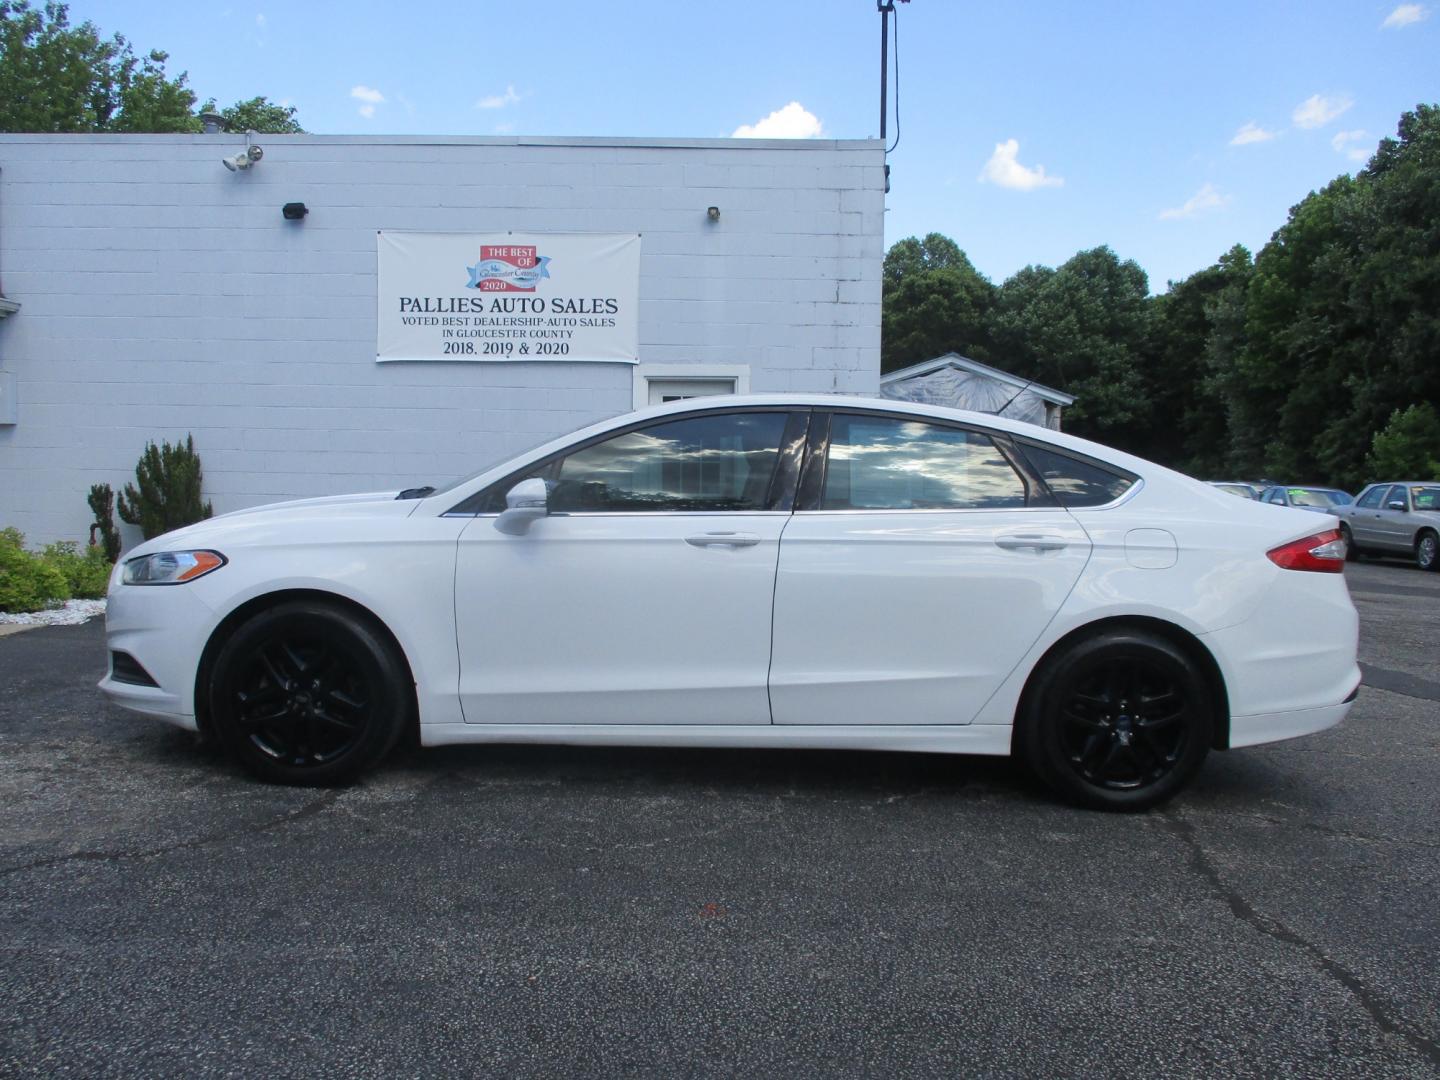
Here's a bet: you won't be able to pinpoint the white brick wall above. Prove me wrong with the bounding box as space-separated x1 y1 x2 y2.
0 135 884 546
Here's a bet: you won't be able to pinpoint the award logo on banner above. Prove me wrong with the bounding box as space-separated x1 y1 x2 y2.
465 245 551 292
376 233 641 363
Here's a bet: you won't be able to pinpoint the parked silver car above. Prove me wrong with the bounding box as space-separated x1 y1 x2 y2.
1333 482 1440 571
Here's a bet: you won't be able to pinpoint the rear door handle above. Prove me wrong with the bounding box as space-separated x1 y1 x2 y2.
995 534 1069 552
685 532 761 548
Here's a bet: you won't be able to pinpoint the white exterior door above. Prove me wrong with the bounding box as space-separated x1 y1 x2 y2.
769 412 1092 726
454 410 800 726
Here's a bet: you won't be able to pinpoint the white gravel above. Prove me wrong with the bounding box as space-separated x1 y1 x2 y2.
0 598 107 627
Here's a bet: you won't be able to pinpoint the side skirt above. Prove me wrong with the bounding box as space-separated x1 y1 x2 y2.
418 723 1015 756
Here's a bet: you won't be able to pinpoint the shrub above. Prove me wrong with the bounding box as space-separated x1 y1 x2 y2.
117 434 214 540
0 529 71 614
1365 404 1440 481
88 483 122 563
41 541 112 600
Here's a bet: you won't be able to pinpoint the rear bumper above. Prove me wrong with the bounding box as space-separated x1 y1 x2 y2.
1228 691 1357 749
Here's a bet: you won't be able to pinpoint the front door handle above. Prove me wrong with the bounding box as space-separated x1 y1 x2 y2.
995 534 1069 552
685 532 762 548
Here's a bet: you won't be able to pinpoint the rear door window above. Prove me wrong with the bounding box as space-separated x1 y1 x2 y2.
820 415 1030 510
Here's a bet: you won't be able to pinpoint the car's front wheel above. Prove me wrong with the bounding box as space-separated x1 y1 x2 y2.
1020 629 1212 812
208 601 411 785
1417 530 1440 572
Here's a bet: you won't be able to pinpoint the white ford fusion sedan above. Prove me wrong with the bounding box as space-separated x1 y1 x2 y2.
101 395 1361 810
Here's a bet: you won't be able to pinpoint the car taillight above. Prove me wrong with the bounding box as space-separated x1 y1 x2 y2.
1267 529 1347 573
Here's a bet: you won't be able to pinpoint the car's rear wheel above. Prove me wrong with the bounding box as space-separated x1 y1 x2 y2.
1339 523 1362 562
1417 530 1439 572
1021 630 1212 812
208 601 410 785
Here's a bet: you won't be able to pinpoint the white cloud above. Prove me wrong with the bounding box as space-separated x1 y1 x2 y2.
1159 183 1229 221
977 139 1063 191
1382 3 1429 27
1293 93 1353 129
731 102 824 139
1332 129 1371 162
475 85 522 110
1230 121 1276 146
256 12 266 28
351 85 384 119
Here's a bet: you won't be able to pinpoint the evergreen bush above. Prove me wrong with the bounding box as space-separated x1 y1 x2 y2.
117 434 214 540
87 483 122 562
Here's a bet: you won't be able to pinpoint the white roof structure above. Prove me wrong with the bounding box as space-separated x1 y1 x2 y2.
880 353 1075 430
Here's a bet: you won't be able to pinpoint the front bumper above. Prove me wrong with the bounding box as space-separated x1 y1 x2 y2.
98 581 218 730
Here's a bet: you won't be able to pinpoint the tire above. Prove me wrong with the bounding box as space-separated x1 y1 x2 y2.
1417 530 1440 573
207 601 411 785
1020 630 1213 812
1339 523 1362 562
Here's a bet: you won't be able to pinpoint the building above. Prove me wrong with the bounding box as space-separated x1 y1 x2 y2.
880 353 1074 430
0 133 884 547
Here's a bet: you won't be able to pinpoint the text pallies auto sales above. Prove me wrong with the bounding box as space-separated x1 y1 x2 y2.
397 296 619 314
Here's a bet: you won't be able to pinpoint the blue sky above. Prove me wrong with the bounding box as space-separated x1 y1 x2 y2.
76 0 1440 291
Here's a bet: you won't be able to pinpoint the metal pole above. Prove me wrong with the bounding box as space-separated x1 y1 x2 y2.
879 2 892 142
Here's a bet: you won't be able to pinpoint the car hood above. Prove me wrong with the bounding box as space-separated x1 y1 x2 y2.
123 491 415 560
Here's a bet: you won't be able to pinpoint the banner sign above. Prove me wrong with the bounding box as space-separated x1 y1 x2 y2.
377 232 640 363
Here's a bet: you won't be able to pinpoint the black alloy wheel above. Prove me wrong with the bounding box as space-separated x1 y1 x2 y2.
1022 630 1212 811
209 602 410 785
1417 530 1439 572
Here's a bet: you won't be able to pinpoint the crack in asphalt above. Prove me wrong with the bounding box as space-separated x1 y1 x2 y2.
1158 811 1440 1070
0 788 345 879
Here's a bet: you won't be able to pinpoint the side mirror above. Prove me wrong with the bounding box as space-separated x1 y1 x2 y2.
495 478 549 535
1387 500 1407 511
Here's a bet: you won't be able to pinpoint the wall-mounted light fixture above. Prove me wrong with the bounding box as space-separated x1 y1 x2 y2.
706 206 721 222
222 131 264 172
282 202 309 221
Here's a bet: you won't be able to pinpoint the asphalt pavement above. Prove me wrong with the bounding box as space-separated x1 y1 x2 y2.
2 559 1438 1077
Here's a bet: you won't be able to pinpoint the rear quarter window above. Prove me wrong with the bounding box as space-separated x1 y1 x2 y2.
1017 441 1138 508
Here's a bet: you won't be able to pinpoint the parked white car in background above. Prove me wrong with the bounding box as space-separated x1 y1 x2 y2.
101 395 1361 810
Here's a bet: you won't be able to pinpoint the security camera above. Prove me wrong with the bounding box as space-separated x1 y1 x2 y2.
221 145 264 171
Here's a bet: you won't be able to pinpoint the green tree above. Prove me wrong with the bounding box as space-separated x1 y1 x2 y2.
881 246 998 371
0 1 199 132
1365 403 1440 480
200 95 304 134
991 247 1153 446
1140 245 1252 475
883 233 969 290
1228 104 1440 488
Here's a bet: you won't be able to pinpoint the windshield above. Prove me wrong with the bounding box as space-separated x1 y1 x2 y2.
1322 490 1353 505
1413 487 1440 512
1287 488 1341 508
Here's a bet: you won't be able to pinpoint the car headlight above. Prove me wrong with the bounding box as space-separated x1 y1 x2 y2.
122 550 227 585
